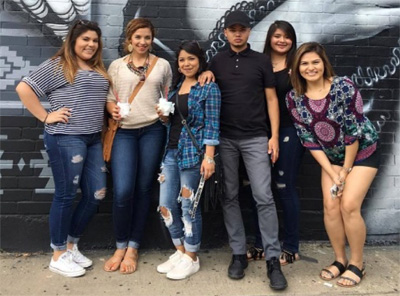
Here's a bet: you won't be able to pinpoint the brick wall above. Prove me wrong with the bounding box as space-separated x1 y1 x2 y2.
1 0 399 251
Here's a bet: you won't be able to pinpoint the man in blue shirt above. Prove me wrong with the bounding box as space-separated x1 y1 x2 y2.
209 10 287 291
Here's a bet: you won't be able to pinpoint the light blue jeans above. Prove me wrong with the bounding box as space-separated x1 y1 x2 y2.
158 149 202 252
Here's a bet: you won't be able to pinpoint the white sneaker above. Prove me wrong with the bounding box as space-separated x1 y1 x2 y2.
157 250 183 274
70 244 93 268
49 251 86 277
166 254 200 280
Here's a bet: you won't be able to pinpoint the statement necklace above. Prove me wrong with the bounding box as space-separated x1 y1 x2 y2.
127 54 149 81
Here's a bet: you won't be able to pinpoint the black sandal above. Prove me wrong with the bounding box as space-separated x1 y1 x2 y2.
246 246 265 261
319 260 347 281
279 249 300 266
337 264 365 288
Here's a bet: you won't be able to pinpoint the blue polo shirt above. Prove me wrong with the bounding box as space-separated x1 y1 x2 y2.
209 44 275 139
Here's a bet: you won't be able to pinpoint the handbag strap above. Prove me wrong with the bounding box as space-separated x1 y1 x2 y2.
175 91 203 155
127 56 159 104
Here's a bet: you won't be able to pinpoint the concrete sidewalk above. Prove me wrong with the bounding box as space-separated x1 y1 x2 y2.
1 243 399 296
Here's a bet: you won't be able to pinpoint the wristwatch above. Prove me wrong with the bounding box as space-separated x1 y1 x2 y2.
342 166 352 173
204 155 215 164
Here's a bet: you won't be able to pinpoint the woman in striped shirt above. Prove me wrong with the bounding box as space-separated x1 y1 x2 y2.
16 20 110 278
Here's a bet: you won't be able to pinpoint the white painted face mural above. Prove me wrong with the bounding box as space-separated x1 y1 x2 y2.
1 0 399 238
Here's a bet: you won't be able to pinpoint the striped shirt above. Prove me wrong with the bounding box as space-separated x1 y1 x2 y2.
22 57 109 135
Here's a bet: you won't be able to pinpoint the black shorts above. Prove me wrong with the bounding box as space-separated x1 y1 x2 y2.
331 142 380 169
353 147 380 169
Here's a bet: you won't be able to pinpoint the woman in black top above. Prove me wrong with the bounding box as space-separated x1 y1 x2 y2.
247 21 304 265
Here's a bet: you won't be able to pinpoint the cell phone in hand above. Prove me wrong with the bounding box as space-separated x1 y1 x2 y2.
330 184 339 200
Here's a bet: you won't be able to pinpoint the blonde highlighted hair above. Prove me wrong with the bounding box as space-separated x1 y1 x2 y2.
290 42 335 95
52 19 109 84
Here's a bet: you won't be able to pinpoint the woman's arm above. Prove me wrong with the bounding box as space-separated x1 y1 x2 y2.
201 83 221 180
106 101 121 121
338 139 359 183
203 83 221 146
309 150 340 186
16 82 70 124
201 145 216 180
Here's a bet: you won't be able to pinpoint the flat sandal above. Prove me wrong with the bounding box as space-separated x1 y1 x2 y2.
337 264 366 288
319 260 347 281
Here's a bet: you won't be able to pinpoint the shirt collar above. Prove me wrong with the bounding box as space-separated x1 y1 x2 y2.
228 43 251 57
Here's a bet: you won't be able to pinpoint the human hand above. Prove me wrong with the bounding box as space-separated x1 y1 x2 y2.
46 107 72 124
112 105 122 121
268 136 279 164
155 105 169 124
198 70 215 86
201 156 215 180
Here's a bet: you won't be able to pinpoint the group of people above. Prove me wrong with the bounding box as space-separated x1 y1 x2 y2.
16 9 379 292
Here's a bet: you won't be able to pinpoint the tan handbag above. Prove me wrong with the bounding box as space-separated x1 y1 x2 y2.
102 56 159 162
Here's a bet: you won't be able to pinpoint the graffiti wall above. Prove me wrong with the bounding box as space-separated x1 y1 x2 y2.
1 0 399 250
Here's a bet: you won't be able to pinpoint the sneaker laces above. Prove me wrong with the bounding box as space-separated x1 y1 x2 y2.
60 250 74 263
177 255 193 269
71 246 85 261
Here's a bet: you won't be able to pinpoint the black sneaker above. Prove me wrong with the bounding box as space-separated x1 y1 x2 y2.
267 257 288 290
228 254 248 279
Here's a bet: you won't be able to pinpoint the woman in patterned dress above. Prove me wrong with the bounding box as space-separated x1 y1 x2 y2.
286 42 379 288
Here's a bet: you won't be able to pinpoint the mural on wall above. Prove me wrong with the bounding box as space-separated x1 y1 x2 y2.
1 0 399 236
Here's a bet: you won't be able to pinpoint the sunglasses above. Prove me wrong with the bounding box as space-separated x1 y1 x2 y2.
72 19 98 29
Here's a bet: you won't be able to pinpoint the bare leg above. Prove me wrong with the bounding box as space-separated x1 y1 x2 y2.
181 187 196 261
337 166 377 286
320 166 348 279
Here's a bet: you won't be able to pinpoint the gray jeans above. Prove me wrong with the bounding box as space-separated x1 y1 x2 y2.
219 136 281 259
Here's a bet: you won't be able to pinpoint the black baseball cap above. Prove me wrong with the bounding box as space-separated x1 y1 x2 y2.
224 10 251 29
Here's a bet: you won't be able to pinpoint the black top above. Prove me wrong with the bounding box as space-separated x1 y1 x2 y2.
273 68 293 128
168 93 189 149
209 45 275 139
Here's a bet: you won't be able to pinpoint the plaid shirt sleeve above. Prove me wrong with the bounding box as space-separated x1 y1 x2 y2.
203 82 221 146
176 82 221 169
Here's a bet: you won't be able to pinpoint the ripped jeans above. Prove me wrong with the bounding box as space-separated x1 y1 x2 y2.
44 131 107 251
158 149 202 253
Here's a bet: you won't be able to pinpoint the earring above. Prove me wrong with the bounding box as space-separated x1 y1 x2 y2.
149 44 153 52
178 68 181 73
128 43 133 52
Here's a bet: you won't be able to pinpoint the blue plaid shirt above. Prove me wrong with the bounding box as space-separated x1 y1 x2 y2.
166 81 221 169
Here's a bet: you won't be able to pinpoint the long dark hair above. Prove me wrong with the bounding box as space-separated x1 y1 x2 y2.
52 19 108 83
291 42 336 95
263 20 297 70
172 40 208 89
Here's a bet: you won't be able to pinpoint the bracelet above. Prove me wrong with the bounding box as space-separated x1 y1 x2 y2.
204 154 215 164
43 113 49 124
341 166 352 173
